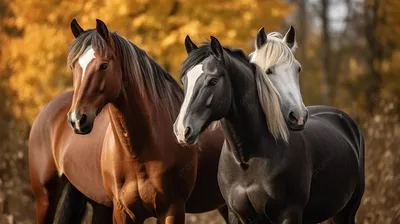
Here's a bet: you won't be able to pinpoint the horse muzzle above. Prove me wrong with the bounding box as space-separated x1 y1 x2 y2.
287 108 309 131
174 123 200 145
67 111 94 135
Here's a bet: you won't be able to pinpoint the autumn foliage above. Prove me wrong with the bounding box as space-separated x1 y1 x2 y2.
1 0 294 123
0 0 399 223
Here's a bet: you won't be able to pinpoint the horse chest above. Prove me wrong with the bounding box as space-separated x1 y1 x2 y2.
219 152 284 221
101 133 158 215
227 182 271 219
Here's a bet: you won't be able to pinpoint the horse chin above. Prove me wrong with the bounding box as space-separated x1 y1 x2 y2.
185 133 200 146
287 122 305 131
73 123 94 135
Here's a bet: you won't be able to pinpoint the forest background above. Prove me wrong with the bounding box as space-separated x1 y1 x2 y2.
0 0 399 223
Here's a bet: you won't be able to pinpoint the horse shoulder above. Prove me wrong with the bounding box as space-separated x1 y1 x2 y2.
29 91 74 177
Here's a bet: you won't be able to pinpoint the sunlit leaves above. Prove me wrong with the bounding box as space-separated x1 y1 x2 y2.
1 0 293 124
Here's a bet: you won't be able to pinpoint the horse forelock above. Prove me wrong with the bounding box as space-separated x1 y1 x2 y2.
180 44 248 79
68 30 108 68
180 45 211 79
254 32 296 72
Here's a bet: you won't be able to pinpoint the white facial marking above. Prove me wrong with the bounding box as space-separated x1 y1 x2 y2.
274 63 305 116
78 45 96 81
70 110 81 130
175 64 204 142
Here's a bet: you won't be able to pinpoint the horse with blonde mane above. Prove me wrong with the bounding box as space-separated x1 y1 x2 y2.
174 28 364 223
28 19 229 223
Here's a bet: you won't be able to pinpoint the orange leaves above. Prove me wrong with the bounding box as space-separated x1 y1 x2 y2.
1 0 294 124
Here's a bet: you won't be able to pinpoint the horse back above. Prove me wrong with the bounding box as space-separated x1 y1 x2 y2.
29 91 112 206
307 105 364 164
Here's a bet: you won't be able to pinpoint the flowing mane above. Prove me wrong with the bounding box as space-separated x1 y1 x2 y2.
181 43 288 142
68 30 183 119
254 63 289 142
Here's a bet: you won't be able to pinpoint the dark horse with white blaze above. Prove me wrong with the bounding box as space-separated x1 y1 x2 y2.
28 19 229 223
174 30 364 223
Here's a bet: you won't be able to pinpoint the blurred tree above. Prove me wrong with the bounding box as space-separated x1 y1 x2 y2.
319 0 332 104
364 0 400 114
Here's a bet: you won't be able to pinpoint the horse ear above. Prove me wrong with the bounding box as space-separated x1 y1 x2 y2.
71 19 84 38
256 27 267 49
210 36 224 62
283 26 296 51
184 35 198 54
96 19 109 42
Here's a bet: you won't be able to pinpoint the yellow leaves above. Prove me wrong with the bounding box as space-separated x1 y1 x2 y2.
2 23 70 123
227 30 237 39
1 0 294 124
132 15 148 28
242 12 253 22
161 32 178 48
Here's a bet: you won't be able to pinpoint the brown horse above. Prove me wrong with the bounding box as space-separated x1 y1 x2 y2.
28 19 227 223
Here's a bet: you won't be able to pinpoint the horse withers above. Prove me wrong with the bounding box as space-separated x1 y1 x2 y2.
29 19 228 224
174 30 364 224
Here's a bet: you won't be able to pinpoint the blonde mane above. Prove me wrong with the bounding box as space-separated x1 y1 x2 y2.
252 32 298 143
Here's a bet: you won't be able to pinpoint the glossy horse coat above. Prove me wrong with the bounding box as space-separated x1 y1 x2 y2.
28 19 228 223
175 35 364 223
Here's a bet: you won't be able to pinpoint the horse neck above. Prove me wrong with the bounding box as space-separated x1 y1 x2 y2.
222 60 278 163
108 56 177 157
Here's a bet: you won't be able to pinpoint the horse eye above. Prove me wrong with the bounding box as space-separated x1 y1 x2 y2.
298 67 302 73
208 78 218 86
266 69 273 75
99 63 108 71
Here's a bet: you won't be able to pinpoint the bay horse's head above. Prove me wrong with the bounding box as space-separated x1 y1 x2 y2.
67 19 122 134
249 26 308 131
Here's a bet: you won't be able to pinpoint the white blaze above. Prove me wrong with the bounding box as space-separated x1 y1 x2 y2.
78 45 96 81
70 45 96 131
175 64 204 142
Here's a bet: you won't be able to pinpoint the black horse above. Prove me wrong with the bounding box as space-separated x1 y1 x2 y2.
173 35 364 223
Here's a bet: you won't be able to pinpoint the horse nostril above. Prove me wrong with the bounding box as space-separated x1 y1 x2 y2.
79 114 87 125
184 127 192 138
288 111 298 124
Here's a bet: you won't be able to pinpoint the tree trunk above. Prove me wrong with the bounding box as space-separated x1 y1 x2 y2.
364 0 382 114
320 0 332 105
297 0 307 64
